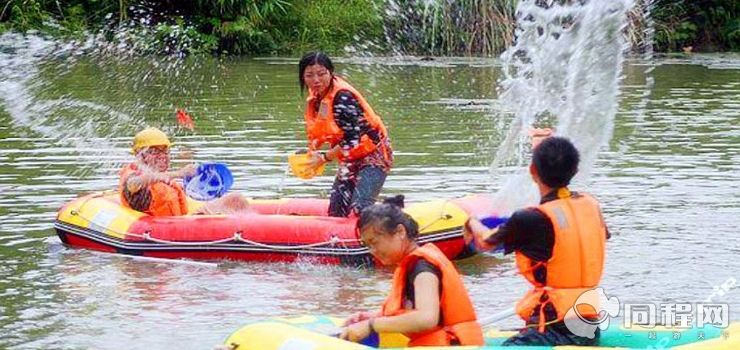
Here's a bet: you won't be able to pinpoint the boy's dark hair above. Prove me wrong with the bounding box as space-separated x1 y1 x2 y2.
357 195 419 240
298 52 334 93
532 136 580 188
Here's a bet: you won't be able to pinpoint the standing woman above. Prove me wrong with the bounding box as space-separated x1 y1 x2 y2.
299 52 393 217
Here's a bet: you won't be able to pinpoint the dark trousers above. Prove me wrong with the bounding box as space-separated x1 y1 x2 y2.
328 166 387 217
502 321 600 346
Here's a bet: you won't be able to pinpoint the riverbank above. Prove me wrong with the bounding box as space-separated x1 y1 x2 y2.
1 0 737 56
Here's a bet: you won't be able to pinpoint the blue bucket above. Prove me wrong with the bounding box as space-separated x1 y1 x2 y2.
480 216 508 230
183 163 234 201
479 215 509 253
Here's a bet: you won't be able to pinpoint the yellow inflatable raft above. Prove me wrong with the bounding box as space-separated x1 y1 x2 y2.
222 315 740 349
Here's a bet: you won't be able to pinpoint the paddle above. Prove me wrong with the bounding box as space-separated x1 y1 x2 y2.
477 307 517 328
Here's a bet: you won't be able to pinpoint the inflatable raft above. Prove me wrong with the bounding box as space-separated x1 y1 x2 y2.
222 315 739 349
54 191 498 265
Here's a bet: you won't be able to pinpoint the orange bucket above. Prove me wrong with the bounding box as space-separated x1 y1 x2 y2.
288 153 326 179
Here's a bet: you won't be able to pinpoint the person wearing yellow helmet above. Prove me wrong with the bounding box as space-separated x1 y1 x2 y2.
120 127 250 216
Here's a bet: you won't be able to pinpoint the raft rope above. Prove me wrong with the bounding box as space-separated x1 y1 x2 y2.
68 192 364 250
67 192 461 250
418 199 455 232
141 231 362 250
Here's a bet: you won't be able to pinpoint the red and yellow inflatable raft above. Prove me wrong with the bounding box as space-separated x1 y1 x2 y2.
54 192 498 266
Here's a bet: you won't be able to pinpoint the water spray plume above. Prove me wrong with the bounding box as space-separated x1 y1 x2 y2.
490 0 636 212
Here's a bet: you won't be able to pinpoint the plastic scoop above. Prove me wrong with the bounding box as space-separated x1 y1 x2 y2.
466 215 509 254
288 152 325 180
480 216 509 230
184 162 233 201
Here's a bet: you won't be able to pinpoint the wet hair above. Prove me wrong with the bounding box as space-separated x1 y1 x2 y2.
358 195 419 240
298 51 334 93
532 136 580 188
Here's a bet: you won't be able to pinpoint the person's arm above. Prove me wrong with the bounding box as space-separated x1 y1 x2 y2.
464 218 502 252
125 164 197 194
340 272 441 342
374 272 441 332
464 208 553 260
464 215 519 253
125 172 166 194
342 310 382 326
122 172 153 212
307 91 366 165
529 127 553 149
332 91 380 161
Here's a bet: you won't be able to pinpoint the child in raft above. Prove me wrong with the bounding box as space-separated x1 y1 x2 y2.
121 127 251 216
340 195 484 346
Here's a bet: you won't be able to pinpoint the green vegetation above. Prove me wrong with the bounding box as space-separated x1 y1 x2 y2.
0 0 384 55
383 0 516 56
652 0 739 52
0 0 737 55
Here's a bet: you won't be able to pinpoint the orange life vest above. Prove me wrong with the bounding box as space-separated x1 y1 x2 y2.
514 188 607 332
119 163 189 216
381 243 484 346
304 76 389 162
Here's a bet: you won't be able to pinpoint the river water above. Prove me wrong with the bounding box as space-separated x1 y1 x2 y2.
0 34 739 348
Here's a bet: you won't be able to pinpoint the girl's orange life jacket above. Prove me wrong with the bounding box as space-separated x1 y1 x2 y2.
515 188 607 332
381 243 484 346
119 163 189 216
304 76 389 162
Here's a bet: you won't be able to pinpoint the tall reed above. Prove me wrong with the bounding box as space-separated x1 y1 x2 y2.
383 0 517 56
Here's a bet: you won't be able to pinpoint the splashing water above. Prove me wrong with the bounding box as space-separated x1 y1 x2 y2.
0 16 221 180
0 33 145 178
490 0 636 211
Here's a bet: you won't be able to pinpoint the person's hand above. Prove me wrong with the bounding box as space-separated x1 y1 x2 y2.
528 127 553 150
143 171 172 185
464 217 495 251
175 146 194 161
463 217 485 245
463 219 476 246
177 164 198 178
343 311 376 326
308 151 327 169
309 139 322 151
339 320 372 343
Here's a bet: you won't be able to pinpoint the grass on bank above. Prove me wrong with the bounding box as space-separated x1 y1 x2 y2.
0 0 737 55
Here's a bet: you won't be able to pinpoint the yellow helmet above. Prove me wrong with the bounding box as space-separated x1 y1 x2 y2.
132 127 171 154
